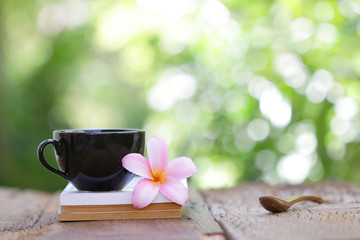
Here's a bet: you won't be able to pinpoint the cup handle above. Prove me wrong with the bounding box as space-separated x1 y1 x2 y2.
37 139 70 181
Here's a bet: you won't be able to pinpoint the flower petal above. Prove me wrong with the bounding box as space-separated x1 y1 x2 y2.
166 157 197 180
132 178 160 208
147 136 169 174
122 153 153 179
160 177 188 206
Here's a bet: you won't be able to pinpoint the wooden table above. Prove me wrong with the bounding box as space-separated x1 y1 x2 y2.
1 181 360 240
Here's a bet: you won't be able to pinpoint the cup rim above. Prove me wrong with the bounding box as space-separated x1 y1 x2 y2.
54 129 144 134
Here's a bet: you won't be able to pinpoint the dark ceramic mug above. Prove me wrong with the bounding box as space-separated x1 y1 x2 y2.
37 129 145 191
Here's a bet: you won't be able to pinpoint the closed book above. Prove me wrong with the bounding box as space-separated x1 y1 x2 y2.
61 202 181 213
57 176 185 221
60 176 187 206
57 209 182 221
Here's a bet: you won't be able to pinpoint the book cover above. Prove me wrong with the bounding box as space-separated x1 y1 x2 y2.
60 176 187 206
61 202 182 213
57 209 182 221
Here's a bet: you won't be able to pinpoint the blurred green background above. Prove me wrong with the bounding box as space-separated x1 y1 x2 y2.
1 0 360 192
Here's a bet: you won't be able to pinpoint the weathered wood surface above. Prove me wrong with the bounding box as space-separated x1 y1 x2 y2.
1 181 360 240
202 181 360 240
0 186 223 240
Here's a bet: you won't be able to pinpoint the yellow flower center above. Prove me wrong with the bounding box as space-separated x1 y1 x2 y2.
152 169 166 183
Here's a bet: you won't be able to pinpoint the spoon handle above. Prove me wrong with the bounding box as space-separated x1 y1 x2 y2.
289 195 324 205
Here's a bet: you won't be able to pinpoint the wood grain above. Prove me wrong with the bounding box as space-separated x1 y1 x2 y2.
182 186 224 238
0 185 222 240
0 187 53 232
202 181 360 240
2 181 359 240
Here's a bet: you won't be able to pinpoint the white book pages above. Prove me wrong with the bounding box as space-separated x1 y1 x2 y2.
60 176 188 206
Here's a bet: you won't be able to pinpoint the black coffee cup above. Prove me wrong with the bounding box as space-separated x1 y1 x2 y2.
37 129 145 191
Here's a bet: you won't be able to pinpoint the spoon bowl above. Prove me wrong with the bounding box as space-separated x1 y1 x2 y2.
259 195 324 213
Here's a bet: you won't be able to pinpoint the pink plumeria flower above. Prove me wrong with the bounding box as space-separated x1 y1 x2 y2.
122 136 197 209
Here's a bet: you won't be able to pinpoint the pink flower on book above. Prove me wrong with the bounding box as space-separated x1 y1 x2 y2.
122 136 197 209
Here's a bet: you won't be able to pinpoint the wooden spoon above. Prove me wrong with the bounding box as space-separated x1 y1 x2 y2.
259 195 324 213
